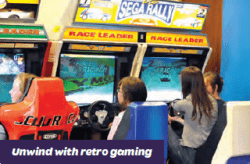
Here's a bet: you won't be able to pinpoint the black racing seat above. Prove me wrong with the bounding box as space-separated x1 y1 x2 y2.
227 155 250 164
194 99 227 164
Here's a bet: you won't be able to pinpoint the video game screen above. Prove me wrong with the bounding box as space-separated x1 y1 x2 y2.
141 57 186 101
59 54 115 104
0 53 25 102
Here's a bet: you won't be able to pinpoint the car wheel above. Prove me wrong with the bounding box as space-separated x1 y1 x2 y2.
82 15 87 20
102 16 107 21
9 15 19 19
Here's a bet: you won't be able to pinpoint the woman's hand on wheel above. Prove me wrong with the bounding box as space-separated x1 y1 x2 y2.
168 115 184 125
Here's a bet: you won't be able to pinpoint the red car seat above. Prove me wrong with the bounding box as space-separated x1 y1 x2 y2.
0 77 80 140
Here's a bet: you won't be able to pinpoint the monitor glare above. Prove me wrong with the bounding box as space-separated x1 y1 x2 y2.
141 57 186 101
60 54 115 104
0 53 25 103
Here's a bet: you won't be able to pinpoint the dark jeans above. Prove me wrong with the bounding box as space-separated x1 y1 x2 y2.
168 125 196 164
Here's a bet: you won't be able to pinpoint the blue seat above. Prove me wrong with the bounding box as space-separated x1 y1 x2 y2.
227 155 250 164
113 101 168 163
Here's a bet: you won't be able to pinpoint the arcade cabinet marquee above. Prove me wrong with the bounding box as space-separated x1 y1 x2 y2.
63 27 138 43
0 25 46 37
74 0 209 31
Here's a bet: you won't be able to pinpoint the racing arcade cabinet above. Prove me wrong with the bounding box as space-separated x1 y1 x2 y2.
141 32 211 102
58 27 143 139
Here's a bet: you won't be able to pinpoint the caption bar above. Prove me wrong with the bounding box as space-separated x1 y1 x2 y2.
12 147 152 158
0 140 164 164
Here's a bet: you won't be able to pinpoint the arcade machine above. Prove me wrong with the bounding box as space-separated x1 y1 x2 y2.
58 27 142 139
140 32 211 102
55 0 211 160
0 0 51 103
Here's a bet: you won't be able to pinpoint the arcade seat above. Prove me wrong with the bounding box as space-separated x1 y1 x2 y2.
194 100 227 164
0 77 80 140
227 155 250 164
113 102 168 162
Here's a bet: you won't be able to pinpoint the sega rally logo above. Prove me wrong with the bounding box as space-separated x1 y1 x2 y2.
116 0 176 24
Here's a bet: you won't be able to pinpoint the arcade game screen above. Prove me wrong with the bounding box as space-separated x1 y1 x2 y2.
0 53 25 102
59 54 115 104
141 57 186 101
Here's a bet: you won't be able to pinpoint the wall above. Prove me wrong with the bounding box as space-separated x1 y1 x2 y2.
220 0 250 101
182 0 223 73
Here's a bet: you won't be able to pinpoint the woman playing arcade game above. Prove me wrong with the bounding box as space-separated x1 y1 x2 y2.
203 71 224 101
0 73 38 140
9 73 38 103
107 76 147 140
197 71 227 164
168 66 218 164
169 71 224 123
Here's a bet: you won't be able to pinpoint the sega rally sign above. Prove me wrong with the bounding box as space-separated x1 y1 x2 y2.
74 0 209 31
116 1 175 24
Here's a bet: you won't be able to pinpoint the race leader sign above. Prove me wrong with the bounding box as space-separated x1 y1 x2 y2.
63 27 208 47
146 32 208 47
0 25 47 39
63 27 138 43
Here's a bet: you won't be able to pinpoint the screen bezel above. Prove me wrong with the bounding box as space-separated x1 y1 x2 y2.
142 45 210 102
57 42 139 106
59 53 117 104
140 56 187 102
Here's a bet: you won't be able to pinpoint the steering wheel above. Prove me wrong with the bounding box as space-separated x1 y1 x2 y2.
88 100 115 131
168 99 181 117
